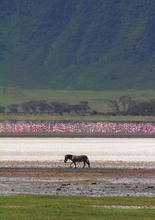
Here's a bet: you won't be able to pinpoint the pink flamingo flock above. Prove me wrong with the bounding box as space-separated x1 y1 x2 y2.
0 122 155 135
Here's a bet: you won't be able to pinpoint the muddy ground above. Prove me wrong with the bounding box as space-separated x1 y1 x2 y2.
0 161 155 197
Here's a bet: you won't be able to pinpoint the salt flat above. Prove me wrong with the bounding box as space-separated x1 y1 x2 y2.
0 138 155 162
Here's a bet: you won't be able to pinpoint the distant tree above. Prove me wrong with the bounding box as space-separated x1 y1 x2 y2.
70 101 90 115
140 102 154 115
108 100 120 114
37 100 51 114
21 102 30 114
70 104 81 114
28 100 39 114
0 106 5 113
149 99 155 115
127 101 154 116
79 101 90 114
7 104 19 114
50 102 60 114
119 96 132 112
21 100 38 114
61 103 72 114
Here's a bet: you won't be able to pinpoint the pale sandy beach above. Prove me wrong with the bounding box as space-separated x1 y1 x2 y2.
0 137 155 162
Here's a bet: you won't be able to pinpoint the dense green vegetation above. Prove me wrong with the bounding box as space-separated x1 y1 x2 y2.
0 0 155 90
0 195 155 220
3 97 155 117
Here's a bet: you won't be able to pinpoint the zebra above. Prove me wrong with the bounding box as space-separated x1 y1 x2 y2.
64 154 90 169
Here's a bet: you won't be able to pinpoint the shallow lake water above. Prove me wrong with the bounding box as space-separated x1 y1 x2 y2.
0 138 155 162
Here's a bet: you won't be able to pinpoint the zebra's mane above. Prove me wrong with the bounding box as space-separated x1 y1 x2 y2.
65 154 73 158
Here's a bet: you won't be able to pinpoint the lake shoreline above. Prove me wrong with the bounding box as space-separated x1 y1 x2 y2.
0 133 155 138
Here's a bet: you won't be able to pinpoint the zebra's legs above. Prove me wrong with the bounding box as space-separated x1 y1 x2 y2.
83 161 86 168
86 161 90 168
70 161 73 168
70 161 76 168
83 161 90 168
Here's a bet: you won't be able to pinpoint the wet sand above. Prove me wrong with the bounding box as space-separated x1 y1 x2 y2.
0 161 155 197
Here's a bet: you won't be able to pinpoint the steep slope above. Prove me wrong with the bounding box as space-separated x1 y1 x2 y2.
0 0 155 90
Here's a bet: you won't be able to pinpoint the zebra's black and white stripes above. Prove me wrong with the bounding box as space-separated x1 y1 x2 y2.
64 154 90 169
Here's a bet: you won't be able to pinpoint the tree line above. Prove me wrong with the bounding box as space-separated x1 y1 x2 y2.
108 96 155 116
0 100 90 115
1 96 155 116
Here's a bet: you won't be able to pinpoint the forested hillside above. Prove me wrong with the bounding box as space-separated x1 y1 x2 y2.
0 0 155 90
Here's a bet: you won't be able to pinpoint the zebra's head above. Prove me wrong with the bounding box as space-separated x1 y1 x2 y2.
64 154 73 163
